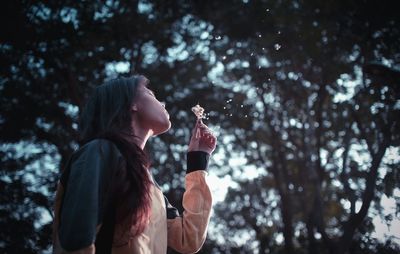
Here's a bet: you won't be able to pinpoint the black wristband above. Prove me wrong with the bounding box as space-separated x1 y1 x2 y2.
186 151 210 173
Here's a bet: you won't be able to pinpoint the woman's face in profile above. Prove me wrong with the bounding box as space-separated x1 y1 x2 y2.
133 78 171 136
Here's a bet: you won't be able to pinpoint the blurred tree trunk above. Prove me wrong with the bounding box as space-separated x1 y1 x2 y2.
334 109 392 253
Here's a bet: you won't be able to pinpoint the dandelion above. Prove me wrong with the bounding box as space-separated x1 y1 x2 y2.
191 104 205 120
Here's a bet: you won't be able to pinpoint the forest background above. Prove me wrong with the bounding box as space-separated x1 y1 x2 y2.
1 0 399 253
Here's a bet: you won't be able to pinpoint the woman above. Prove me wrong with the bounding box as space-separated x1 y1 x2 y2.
52 75 217 254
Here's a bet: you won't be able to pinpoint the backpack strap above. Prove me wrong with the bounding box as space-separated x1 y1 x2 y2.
94 168 116 254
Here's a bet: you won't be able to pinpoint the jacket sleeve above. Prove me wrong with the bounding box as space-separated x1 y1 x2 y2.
167 151 213 254
55 139 122 253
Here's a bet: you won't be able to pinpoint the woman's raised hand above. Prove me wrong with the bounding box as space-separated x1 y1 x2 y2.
188 119 217 154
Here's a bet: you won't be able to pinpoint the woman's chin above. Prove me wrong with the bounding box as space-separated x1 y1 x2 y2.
153 120 171 136
164 120 172 131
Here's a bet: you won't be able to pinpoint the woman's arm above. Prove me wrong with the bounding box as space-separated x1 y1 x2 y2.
166 151 213 254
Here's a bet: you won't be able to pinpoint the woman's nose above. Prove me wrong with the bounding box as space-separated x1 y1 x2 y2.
160 102 166 108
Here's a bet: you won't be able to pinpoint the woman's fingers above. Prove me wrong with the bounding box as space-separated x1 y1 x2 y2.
201 130 217 144
201 130 214 138
196 120 217 145
198 123 213 134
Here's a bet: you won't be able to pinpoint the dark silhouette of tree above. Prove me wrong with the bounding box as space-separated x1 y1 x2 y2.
191 0 400 253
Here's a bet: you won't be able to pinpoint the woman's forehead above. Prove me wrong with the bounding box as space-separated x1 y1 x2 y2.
138 76 150 88
137 77 154 94
138 75 150 87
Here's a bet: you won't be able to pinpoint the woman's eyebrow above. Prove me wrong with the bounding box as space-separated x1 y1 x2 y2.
145 83 155 96
145 83 155 93
144 82 152 90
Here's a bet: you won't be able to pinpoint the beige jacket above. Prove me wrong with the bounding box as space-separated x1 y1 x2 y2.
52 139 212 254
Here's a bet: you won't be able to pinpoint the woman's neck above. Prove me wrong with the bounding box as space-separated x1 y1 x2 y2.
125 129 153 151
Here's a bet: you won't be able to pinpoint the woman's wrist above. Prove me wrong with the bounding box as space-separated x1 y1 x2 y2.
186 151 210 174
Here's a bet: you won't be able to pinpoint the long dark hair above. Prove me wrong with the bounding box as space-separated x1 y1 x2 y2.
78 75 152 241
